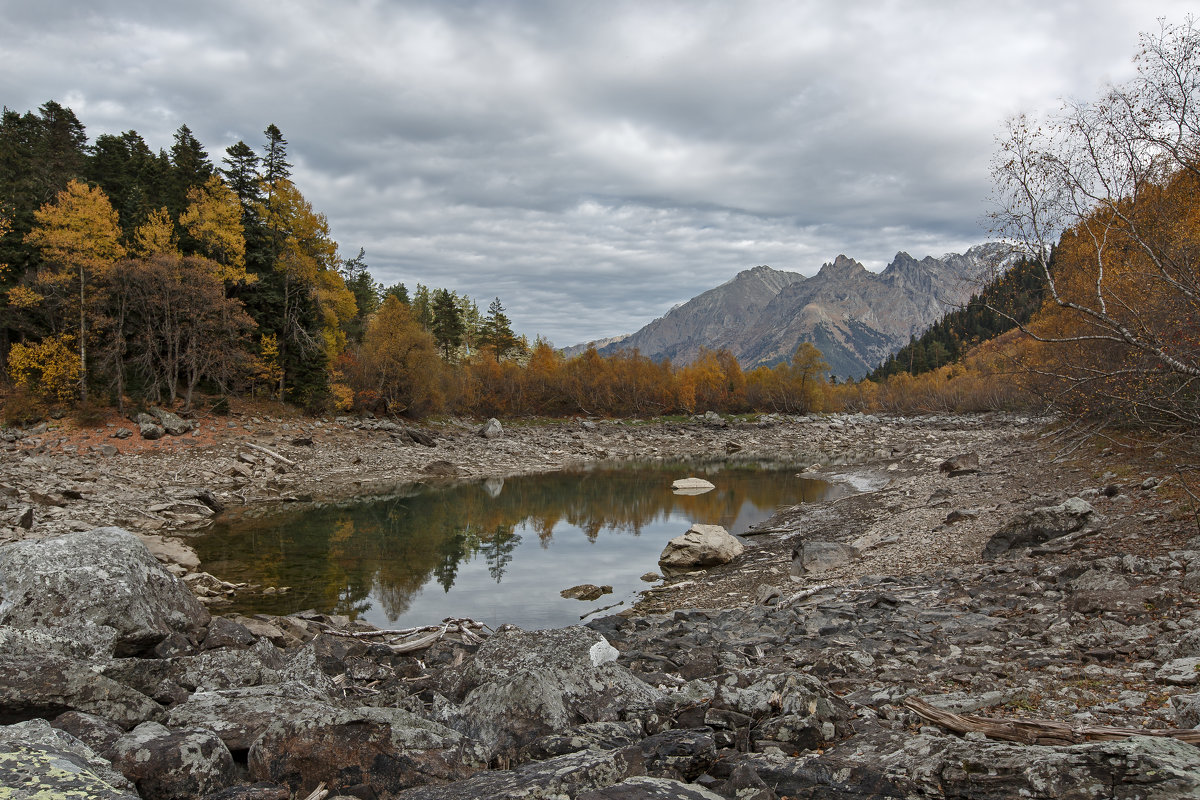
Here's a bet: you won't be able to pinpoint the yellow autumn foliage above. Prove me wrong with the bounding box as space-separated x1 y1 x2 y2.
7 333 82 403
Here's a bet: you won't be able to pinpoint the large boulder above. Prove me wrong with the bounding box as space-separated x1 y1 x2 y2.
440 626 663 758
109 721 236 800
248 703 488 797
166 682 332 751
136 412 165 440
0 718 137 797
658 524 744 571
479 418 504 439
0 526 210 655
982 497 1099 559
151 406 194 436
0 652 162 728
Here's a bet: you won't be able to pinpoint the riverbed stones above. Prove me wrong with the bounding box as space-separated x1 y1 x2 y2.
982 497 1099 559
479 418 504 439
0 526 210 655
658 524 744 571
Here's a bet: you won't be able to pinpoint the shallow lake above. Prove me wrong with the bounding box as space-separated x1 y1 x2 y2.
195 460 840 631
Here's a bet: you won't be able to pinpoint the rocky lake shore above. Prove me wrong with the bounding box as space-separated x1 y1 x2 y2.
3 409 1200 798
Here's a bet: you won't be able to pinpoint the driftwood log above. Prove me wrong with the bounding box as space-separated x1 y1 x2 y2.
903 696 1200 746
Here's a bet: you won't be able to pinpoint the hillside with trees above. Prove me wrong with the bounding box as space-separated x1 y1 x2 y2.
3 18 1200 448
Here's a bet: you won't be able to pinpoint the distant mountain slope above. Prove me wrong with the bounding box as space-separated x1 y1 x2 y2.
584 244 1011 378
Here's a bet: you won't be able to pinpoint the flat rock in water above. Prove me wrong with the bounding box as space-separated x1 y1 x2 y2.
672 477 716 495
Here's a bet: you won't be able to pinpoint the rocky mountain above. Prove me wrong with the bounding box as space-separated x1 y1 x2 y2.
584 243 1013 378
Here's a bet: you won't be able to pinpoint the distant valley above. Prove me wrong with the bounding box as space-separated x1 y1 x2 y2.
565 243 1015 378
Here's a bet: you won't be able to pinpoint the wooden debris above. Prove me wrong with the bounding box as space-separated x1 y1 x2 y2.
322 617 489 652
903 696 1200 746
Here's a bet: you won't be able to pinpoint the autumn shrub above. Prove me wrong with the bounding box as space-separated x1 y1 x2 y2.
7 333 82 404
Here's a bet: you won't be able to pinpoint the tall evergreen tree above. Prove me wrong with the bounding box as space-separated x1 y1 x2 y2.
220 141 262 213
167 124 213 216
431 288 464 360
479 296 521 361
262 124 292 184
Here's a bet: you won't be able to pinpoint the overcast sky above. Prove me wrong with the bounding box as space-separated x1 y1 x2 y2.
2 1 1193 346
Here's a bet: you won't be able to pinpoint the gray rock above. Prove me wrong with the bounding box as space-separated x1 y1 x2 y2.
939 451 980 475
982 497 1098 559
479 418 504 439
658 524 744 571
166 682 332 751
790 541 859 576
248 704 487 797
0 652 162 728
136 413 165 440
111 427 133 439
442 626 662 757
110 721 236 800
0 526 210 655
151 406 194 436
1157 657 1200 686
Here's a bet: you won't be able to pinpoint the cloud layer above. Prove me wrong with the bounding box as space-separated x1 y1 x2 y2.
2 0 1191 345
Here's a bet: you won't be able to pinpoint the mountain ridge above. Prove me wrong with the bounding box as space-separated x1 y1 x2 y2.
569 243 1013 378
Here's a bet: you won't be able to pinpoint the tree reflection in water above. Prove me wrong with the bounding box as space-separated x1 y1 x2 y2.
195 460 835 630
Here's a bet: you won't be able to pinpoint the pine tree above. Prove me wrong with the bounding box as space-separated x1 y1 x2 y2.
479 296 521 361
431 288 464 360
167 124 213 215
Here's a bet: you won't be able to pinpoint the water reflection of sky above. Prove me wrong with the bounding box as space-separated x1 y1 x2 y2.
197 461 834 631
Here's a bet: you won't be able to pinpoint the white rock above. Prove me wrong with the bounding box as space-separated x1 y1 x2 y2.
672 477 716 494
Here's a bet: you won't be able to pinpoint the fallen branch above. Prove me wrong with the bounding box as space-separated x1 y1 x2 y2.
242 442 296 466
903 696 1200 746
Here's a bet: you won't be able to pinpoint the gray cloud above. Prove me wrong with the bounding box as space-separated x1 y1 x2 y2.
2 0 1192 345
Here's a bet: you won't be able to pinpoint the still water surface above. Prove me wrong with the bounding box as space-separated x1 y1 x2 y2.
196 460 838 631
